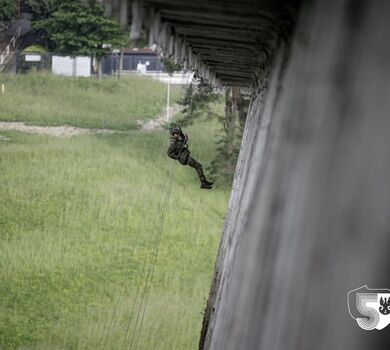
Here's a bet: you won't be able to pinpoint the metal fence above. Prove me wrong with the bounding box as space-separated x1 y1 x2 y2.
102 55 163 75
14 52 164 76
15 52 51 73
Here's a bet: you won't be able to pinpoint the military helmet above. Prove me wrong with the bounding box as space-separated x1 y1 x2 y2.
170 127 181 135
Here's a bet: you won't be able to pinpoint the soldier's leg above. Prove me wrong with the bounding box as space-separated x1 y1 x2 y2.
186 156 206 182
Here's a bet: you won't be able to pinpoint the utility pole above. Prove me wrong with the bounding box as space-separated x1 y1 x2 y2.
117 49 123 80
166 76 170 122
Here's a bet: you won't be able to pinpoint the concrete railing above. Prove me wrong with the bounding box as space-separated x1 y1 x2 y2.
122 70 194 85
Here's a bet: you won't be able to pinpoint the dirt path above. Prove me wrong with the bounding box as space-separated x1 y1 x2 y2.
0 122 118 137
0 105 181 138
138 104 181 132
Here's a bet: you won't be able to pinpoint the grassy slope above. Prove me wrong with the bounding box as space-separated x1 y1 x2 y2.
0 74 229 350
0 72 181 130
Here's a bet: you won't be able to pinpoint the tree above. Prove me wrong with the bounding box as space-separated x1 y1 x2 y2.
177 77 220 126
33 0 126 79
210 87 250 183
27 0 59 19
160 55 182 76
0 0 16 26
178 79 250 184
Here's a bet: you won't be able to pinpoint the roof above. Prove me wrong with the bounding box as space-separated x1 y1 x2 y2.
123 47 158 55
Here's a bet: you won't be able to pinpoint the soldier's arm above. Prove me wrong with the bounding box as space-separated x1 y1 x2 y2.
179 129 186 139
167 140 179 159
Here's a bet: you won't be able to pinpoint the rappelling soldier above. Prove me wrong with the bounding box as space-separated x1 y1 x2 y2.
167 126 213 189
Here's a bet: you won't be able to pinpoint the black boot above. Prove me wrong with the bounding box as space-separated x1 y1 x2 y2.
200 175 213 189
200 181 213 189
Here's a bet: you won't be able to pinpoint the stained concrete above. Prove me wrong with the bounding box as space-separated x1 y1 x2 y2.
203 0 390 349
107 0 390 348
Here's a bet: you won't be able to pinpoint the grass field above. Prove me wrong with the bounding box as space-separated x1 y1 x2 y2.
0 73 230 349
0 72 182 130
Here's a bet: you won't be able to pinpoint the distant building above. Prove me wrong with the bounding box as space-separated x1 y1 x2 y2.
102 48 163 75
52 56 91 77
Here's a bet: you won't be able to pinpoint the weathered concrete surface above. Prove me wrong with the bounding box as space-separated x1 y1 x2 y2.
199 46 285 350
203 0 390 349
106 0 390 348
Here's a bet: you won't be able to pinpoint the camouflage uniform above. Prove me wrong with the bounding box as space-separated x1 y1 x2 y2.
167 131 207 183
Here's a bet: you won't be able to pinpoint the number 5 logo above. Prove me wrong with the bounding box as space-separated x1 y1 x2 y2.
348 285 390 330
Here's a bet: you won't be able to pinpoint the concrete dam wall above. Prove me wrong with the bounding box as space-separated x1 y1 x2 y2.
201 0 390 349
121 0 390 348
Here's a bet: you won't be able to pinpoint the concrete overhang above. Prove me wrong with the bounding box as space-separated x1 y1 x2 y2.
129 0 301 87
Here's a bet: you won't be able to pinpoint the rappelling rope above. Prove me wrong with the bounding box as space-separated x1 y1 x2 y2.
114 71 192 350
101 78 177 349
128 160 176 350
120 165 173 349
102 69 198 350
126 76 195 350
126 123 189 350
128 138 189 350
101 130 171 350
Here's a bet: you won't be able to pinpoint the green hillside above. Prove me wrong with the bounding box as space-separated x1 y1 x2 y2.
0 72 181 130
0 73 230 349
